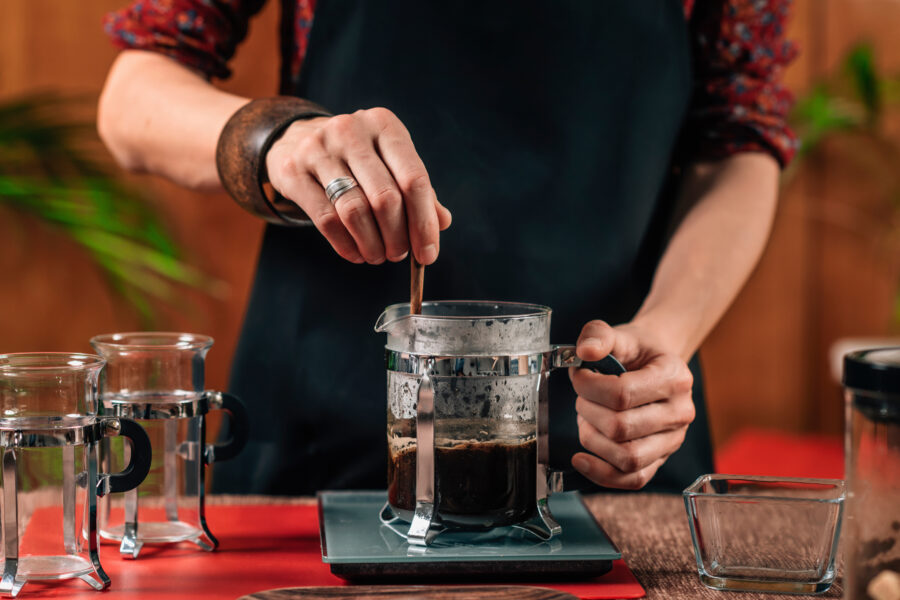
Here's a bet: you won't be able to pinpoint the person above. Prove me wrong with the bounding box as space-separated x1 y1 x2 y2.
97 0 796 495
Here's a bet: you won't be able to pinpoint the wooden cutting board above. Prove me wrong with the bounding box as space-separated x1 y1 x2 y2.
238 586 578 599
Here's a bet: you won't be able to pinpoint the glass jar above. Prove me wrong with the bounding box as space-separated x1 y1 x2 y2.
843 347 900 599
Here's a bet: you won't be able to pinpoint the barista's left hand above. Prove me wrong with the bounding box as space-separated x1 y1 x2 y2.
569 319 695 490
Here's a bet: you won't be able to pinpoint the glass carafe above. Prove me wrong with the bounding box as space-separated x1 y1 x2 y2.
375 301 624 545
843 348 900 599
0 353 151 597
91 332 248 558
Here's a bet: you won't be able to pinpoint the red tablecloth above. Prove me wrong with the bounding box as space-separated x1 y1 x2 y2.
715 428 844 479
19 504 644 600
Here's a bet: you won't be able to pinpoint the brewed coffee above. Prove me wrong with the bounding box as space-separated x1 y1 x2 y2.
388 438 536 528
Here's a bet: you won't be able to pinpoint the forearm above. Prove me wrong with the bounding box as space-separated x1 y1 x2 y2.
632 152 780 360
97 50 249 190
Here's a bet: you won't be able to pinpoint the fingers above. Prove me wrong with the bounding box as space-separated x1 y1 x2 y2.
573 410 683 489
266 108 449 265
572 452 668 491
345 152 409 262
368 108 441 265
325 113 409 262
575 393 695 442
570 352 693 411
268 119 382 263
568 320 696 490
312 158 386 264
576 411 688 473
268 170 364 263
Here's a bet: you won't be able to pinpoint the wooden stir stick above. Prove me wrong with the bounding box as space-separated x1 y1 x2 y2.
410 255 424 314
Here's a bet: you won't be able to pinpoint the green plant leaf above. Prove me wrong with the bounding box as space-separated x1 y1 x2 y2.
0 93 221 323
844 43 881 124
790 43 900 326
790 85 861 155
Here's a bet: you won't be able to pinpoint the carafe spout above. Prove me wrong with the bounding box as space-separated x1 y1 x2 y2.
374 303 412 333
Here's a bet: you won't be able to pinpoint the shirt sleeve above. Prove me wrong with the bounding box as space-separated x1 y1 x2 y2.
684 0 799 167
103 0 268 80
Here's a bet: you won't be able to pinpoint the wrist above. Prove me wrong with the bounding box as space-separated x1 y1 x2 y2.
215 97 331 225
265 116 330 193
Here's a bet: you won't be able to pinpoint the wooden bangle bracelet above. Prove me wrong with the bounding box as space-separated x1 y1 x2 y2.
216 96 331 225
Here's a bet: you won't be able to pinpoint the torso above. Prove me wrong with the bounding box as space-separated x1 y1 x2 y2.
215 0 713 495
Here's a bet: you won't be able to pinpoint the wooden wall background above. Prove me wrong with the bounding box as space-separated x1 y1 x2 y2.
1 0 898 450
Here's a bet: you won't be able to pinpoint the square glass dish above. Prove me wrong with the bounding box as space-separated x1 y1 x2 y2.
683 474 845 595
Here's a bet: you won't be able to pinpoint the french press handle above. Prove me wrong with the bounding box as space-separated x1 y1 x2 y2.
99 417 152 496
551 345 626 375
204 391 250 464
545 346 626 494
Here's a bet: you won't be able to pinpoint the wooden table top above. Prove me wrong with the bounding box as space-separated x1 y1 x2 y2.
203 493 843 600
579 493 843 600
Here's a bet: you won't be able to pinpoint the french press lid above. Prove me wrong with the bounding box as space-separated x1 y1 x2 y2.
843 347 900 396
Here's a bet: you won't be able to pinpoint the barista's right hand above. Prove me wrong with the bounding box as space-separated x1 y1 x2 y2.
266 108 452 265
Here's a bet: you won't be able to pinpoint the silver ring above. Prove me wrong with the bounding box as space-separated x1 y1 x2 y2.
325 176 359 204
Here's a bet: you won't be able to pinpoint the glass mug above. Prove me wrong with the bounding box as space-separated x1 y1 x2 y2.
92 332 248 557
375 301 624 545
0 353 151 596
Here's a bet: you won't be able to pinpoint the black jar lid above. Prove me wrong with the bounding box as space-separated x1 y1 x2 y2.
843 347 900 395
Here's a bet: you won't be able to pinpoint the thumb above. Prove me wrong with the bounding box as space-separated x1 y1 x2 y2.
576 320 617 362
576 320 641 365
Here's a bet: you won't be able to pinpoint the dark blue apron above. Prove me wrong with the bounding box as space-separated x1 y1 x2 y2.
215 0 714 494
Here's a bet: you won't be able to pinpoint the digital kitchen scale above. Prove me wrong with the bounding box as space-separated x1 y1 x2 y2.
318 491 621 580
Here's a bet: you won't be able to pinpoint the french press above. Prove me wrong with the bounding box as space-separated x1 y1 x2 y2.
375 301 623 545
91 333 249 558
0 353 151 596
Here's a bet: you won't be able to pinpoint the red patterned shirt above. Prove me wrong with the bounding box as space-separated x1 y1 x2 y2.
104 0 798 166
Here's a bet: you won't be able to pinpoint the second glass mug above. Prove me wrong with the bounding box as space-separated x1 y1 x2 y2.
91 332 249 557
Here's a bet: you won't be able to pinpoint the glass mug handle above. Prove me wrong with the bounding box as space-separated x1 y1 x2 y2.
98 417 153 495
204 392 249 464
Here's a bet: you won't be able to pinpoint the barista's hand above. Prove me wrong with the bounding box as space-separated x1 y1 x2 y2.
266 108 452 265
569 320 695 490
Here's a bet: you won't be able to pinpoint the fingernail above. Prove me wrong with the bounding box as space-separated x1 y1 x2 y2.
349 254 365 264
420 244 438 264
577 414 584 426
370 257 386 265
389 251 409 262
572 456 590 473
